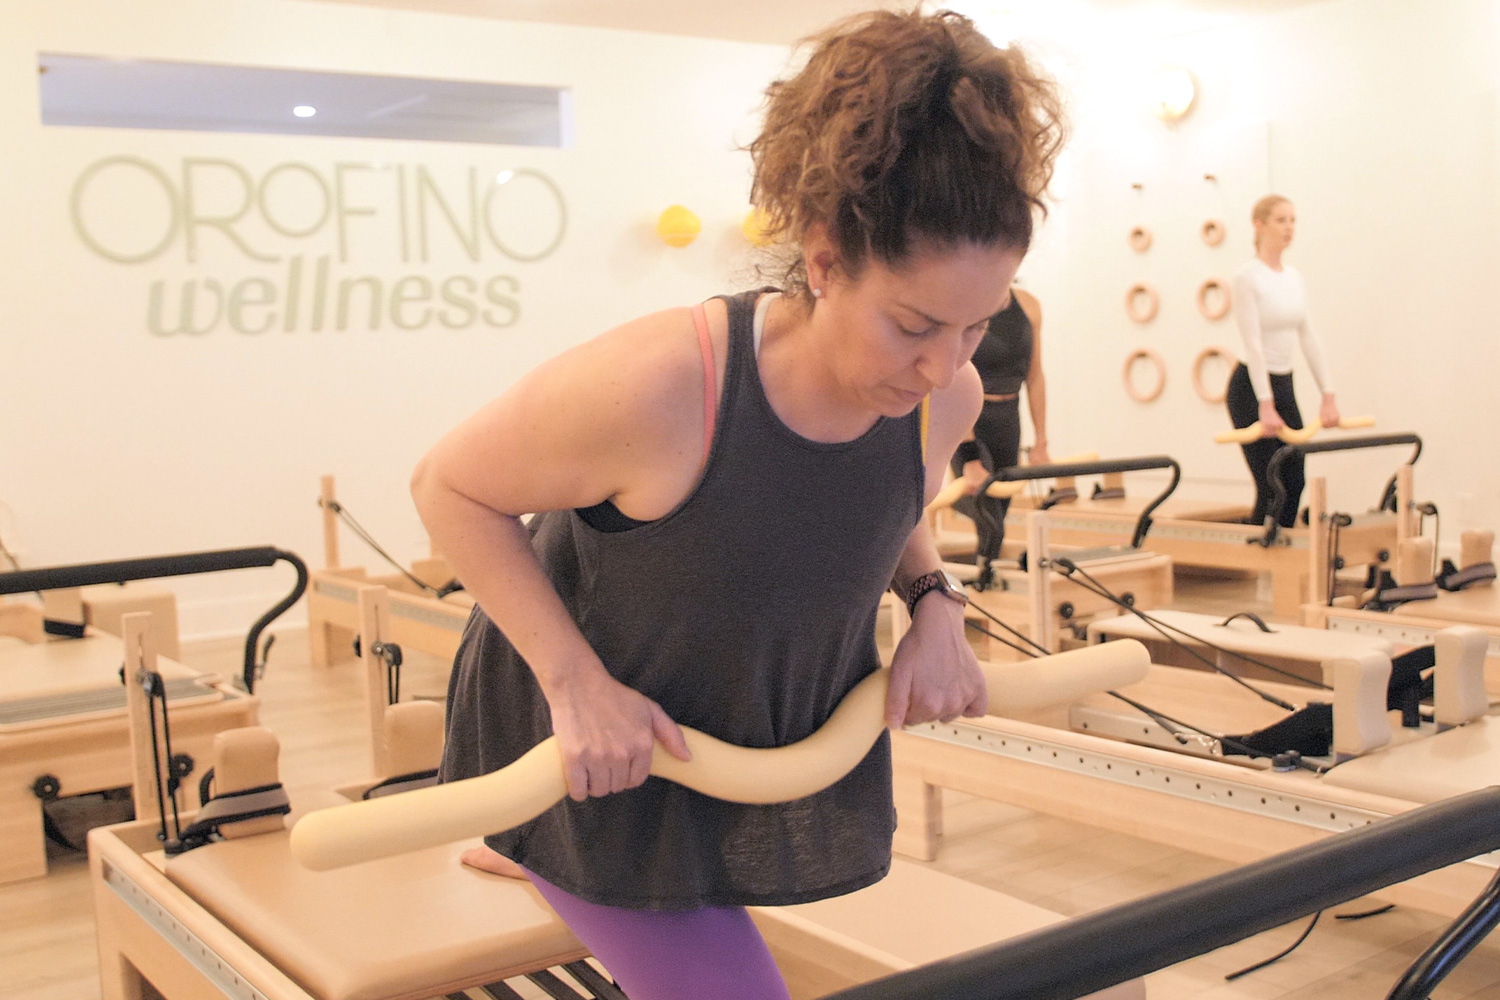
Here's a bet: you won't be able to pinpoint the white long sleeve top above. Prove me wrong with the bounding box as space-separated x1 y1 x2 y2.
1231 258 1334 401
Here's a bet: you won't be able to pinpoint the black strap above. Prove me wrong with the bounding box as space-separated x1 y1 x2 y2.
166 783 291 855
1040 486 1078 509
362 769 441 800
1438 560 1496 592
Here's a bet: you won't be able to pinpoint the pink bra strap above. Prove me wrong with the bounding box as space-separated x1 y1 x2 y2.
692 303 716 461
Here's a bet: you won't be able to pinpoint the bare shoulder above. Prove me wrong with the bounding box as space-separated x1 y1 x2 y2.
924 364 982 466
417 304 711 518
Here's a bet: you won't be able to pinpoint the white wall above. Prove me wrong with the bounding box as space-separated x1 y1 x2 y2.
0 0 788 637
4 0 1499 641
1017 0 1500 540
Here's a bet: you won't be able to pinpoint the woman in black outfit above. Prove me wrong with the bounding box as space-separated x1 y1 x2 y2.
950 285 1048 567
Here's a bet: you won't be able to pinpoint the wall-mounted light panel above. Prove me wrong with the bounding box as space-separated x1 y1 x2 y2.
38 53 572 147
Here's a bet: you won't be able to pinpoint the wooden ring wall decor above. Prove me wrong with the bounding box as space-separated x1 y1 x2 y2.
1128 226 1153 253
1123 348 1167 403
1201 218 1225 246
1196 278 1231 320
1191 346 1233 403
1125 283 1159 323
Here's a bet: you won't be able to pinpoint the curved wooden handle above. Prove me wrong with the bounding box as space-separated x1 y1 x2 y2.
926 450 1102 515
288 641 1150 871
1214 415 1375 445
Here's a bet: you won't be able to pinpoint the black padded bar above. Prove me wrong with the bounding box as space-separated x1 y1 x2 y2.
985 455 1181 549
827 786 1500 1000
1261 433 1423 546
0 547 284 595
0 547 308 693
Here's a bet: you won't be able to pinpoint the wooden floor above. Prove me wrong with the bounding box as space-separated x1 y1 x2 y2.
5 570 1500 1000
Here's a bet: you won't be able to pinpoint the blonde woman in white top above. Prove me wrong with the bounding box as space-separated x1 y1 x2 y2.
1224 195 1340 527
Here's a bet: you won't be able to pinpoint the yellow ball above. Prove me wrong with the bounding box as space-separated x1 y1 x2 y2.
656 205 701 248
741 207 773 247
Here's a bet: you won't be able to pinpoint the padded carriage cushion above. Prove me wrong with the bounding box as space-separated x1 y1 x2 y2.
1403 586 1500 628
751 859 1144 1000
165 832 585 1000
1319 717 1500 804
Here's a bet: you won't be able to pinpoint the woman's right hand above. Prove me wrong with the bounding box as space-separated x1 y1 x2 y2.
545 665 692 801
962 459 990 495
1256 398 1285 437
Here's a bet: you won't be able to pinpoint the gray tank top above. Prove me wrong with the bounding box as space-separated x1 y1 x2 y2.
439 289 926 909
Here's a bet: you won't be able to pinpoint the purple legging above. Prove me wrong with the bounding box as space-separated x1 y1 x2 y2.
524 868 792 1000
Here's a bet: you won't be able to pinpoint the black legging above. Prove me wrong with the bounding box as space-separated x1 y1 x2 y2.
1226 362 1304 528
950 396 1020 560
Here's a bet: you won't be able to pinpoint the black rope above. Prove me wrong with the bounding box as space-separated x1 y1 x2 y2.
141 671 175 844
321 498 443 598
964 619 1044 660
1225 911 1321 981
963 595 1052 658
0 529 20 571
1103 691 1328 773
1050 558 1318 702
152 672 184 839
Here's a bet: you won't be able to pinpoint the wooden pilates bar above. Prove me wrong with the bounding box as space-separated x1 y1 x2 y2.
0 547 308 693
825 786 1500 1000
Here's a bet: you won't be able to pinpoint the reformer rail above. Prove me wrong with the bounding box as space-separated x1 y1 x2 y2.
828 786 1500 1000
0 547 308 693
985 455 1181 549
1262 432 1424 546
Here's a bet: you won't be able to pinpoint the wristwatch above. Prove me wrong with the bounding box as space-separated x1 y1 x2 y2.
905 568 969 618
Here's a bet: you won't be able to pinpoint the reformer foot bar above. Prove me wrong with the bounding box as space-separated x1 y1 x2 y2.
823 786 1500 1000
0 547 308 693
1262 432 1423 547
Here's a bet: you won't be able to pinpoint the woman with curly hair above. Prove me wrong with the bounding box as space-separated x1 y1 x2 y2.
413 9 1064 997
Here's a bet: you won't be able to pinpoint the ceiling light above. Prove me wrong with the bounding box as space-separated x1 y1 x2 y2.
293 105 316 118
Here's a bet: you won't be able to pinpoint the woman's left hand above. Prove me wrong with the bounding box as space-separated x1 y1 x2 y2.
1319 395 1340 429
885 594 988 728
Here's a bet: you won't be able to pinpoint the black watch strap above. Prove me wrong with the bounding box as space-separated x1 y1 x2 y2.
905 570 964 617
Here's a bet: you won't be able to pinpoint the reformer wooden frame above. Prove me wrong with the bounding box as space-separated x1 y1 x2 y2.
0 630 257 886
890 694 1498 921
1302 488 1500 694
92 614 1149 1000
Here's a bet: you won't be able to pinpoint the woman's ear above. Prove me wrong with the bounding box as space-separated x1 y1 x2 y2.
803 223 838 293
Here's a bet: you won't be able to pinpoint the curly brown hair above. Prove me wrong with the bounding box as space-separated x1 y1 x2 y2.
749 7 1066 297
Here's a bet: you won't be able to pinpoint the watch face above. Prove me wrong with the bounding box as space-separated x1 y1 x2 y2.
940 570 969 604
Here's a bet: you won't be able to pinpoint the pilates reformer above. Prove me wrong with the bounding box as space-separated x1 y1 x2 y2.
94 618 1152 1000
922 457 1179 656
1301 477 1500 694
999 431 1421 618
0 548 304 885
891 582 1500 919
308 475 475 669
